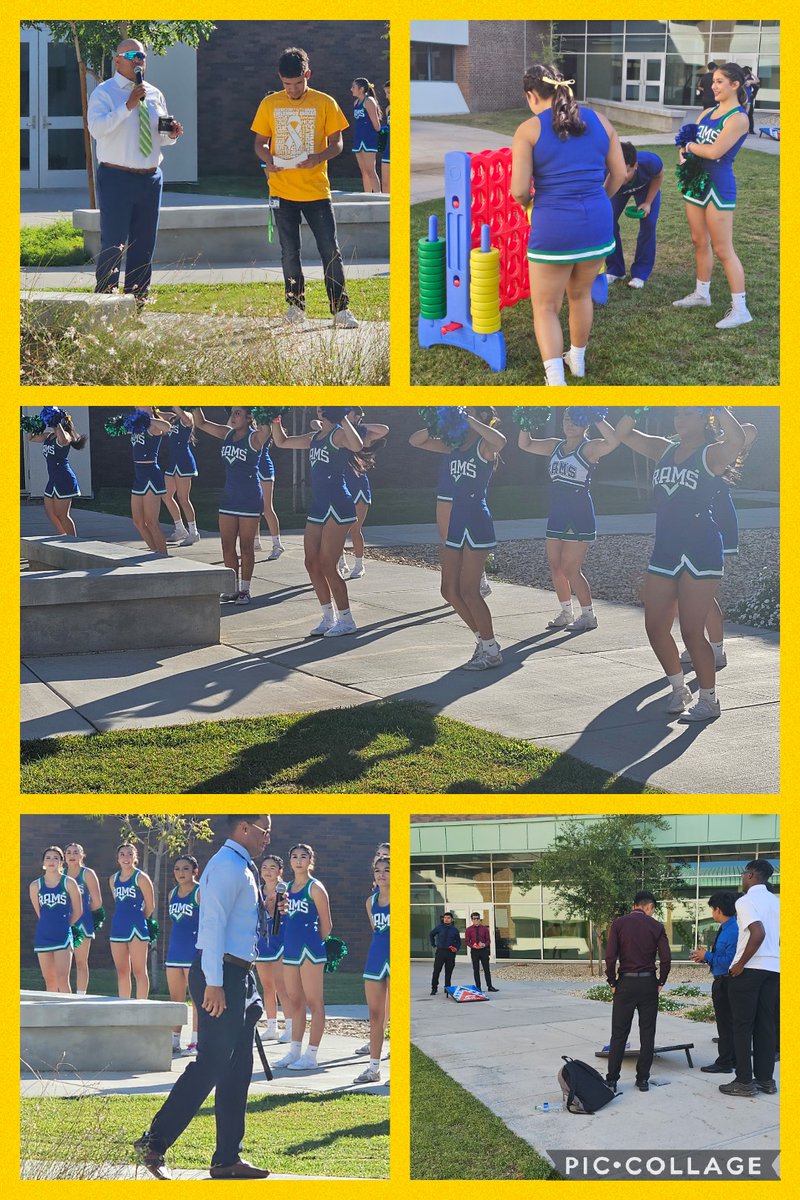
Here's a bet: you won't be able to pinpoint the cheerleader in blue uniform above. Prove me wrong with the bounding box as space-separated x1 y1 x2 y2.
255 855 288 1043
127 406 172 555
354 854 390 1085
29 846 82 993
26 407 86 535
518 408 620 631
410 409 507 670
511 64 627 385
109 842 155 999
64 842 102 995
165 855 201 1056
179 406 273 606
380 81 390 194
271 407 366 637
163 407 200 547
673 63 752 330
338 406 390 581
254 440 285 561
615 407 746 722
351 78 382 193
275 844 332 1073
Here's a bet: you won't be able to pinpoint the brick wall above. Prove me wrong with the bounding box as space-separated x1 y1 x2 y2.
21 813 388 974
196 21 389 179
457 22 552 113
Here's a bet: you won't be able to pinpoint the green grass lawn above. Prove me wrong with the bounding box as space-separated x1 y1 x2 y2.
164 174 367 199
416 109 652 138
21 1091 388 1177
20 966 366 1004
21 700 663 794
411 147 778 386
21 219 90 267
411 1044 558 1180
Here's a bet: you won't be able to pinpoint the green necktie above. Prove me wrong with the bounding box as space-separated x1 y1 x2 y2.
138 97 153 159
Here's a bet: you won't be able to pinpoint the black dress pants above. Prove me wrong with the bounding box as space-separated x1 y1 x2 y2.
431 948 455 990
471 947 492 990
711 974 735 1067
148 956 263 1167
606 975 659 1083
729 968 779 1084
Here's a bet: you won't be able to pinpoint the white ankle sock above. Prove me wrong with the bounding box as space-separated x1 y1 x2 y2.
322 603 335 621
338 608 352 621
668 671 685 690
711 639 725 654
696 279 711 299
480 638 499 653
188 522 198 535
543 357 567 386
306 1044 319 1061
561 600 573 615
568 344 586 371
731 291 747 312
699 686 717 703
370 1058 381 1072
581 604 594 616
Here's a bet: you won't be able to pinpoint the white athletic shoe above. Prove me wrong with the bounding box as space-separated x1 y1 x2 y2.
220 591 239 603
324 615 358 637
234 590 251 606
253 537 263 552
679 648 693 665
179 531 201 546
672 291 711 308
277 1028 293 1044
166 529 188 544
287 1054 320 1071
568 613 598 632
309 616 336 637
479 574 492 596
332 308 359 329
462 648 503 671
563 351 586 379
547 610 573 629
354 1043 370 1056
275 1050 302 1068
337 556 351 579
715 306 753 330
628 277 645 289
285 305 306 325
667 684 693 714
678 696 722 723
181 1042 198 1056
261 1027 281 1042
353 1066 381 1084
715 649 728 669
267 544 285 561
605 274 624 284
349 563 366 580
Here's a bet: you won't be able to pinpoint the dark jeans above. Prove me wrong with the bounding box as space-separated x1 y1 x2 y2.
729 968 779 1084
606 974 659 1083
274 197 349 313
470 947 492 990
95 162 162 296
607 190 661 282
147 956 263 1167
711 974 735 1067
431 948 456 990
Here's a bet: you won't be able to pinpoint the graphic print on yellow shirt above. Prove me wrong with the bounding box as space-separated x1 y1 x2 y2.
251 87 349 202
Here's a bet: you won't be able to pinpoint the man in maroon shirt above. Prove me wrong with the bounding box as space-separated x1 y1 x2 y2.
466 913 499 993
604 890 671 1094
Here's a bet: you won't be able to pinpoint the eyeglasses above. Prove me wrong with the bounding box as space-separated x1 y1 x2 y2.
118 51 146 61
247 821 271 839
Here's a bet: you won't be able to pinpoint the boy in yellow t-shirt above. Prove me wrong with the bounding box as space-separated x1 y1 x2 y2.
252 46 357 329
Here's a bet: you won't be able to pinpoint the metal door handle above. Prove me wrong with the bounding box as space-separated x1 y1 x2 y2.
41 117 51 128
27 115 36 128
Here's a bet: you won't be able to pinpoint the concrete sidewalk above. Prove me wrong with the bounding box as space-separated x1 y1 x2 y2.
411 964 779 1163
20 508 779 793
21 261 390 288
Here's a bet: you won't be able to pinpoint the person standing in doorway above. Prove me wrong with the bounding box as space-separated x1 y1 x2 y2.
466 912 498 993
429 912 461 995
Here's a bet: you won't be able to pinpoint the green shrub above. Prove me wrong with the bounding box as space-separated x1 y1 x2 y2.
728 571 780 631
21 220 90 267
666 983 706 998
681 1003 716 1022
585 984 614 1002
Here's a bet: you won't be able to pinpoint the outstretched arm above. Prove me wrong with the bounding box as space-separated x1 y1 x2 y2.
269 416 314 451
361 422 390 446
614 414 673 461
331 415 364 452
518 431 560 456
181 408 230 441
584 419 621 463
705 408 746 473
409 428 450 454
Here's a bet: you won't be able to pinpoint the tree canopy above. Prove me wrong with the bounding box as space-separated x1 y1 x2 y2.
21 21 216 81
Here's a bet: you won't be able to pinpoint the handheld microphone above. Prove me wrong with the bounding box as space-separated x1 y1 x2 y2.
135 66 143 86
272 880 288 936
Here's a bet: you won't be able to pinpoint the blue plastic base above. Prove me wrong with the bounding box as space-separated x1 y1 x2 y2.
418 315 507 372
591 273 608 305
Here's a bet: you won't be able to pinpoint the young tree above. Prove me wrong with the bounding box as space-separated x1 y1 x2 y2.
518 816 683 974
21 21 215 205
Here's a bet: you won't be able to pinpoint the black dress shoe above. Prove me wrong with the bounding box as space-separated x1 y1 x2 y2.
430 988 437 995
605 1077 620 1094
719 1080 758 1097
488 986 500 992
755 1079 777 1094
701 1063 734 1073
636 1080 649 1092
134 1133 171 1180
209 1159 270 1179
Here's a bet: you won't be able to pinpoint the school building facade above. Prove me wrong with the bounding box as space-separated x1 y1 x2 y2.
411 813 780 963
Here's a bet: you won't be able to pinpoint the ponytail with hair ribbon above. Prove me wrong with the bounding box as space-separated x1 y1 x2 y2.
541 75 575 96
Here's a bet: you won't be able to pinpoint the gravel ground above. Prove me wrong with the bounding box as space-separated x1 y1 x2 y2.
491 962 707 987
369 528 778 611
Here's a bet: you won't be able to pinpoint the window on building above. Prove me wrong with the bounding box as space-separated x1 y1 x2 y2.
586 54 622 101
410 42 455 82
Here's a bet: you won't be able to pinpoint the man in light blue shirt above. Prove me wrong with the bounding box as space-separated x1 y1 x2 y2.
136 816 273 1180
691 890 738 1073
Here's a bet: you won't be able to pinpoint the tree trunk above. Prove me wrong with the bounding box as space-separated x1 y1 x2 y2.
70 23 95 208
588 919 595 976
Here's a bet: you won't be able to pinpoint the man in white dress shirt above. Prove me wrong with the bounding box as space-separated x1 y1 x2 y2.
135 816 274 1179
87 38 183 303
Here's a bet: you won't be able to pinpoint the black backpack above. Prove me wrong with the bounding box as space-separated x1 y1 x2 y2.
557 1055 617 1114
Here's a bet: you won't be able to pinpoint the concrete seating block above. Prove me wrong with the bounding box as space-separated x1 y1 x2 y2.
23 291 138 329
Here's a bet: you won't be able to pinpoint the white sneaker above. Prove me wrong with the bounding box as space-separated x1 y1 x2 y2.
220 591 239 603
253 537 263 552
479 574 492 596
563 351 586 379
337 557 351 579
261 1027 281 1042
353 1066 381 1084
628 277 644 289
568 613 598 632
332 308 359 329
166 529 187 544
354 1042 370 1056
715 649 728 669
181 1042 198 1056
679 648 693 665
678 696 721 723
285 305 306 325
287 1054 320 1071
462 648 503 671
673 291 711 308
547 610 573 629
275 1050 302 1068
605 274 624 284
179 531 201 546
349 563 366 580
309 616 336 637
267 544 285 561
324 615 358 637
277 1028 292 1044
667 684 693 714
234 590 251 606
715 306 753 330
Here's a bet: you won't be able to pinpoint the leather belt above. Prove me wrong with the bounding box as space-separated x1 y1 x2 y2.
622 970 657 977
223 952 256 970
101 162 157 176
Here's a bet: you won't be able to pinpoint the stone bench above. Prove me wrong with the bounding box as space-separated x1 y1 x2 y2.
74 197 390 265
21 536 234 656
21 990 187 1073
23 292 138 331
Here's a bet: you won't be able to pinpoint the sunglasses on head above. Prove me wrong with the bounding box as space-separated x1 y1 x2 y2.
119 50 146 61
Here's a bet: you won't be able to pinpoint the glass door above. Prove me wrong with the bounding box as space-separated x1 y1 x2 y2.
623 54 665 104
461 905 496 963
20 29 38 187
38 33 89 187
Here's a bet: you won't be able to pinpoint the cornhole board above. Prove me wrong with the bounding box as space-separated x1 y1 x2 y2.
595 1042 695 1067
445 985 489 1002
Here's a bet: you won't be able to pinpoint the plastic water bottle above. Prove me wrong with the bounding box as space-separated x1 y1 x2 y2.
534 1101 565 1113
